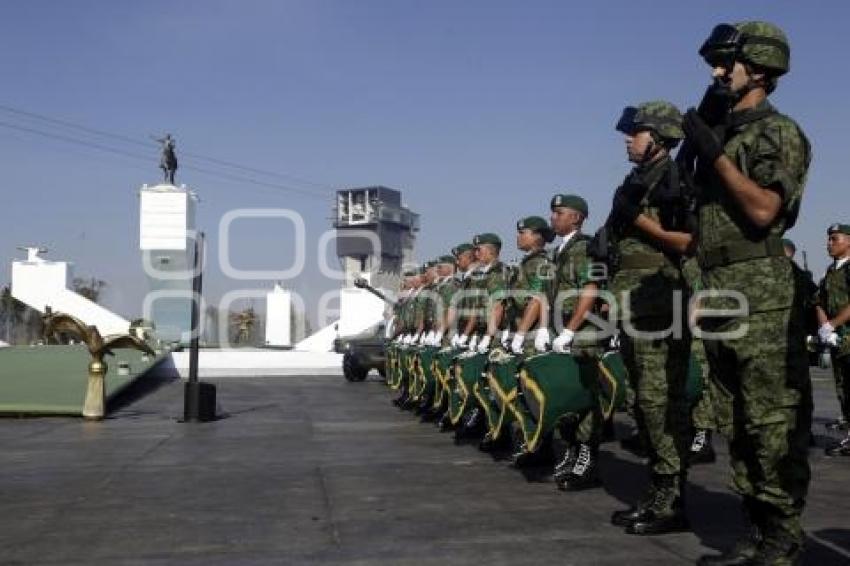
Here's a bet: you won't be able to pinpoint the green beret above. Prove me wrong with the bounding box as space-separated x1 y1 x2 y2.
451 243 474 256
402 268 418 277
423 260 437 270
473 232 502 247
781 238 796 252
550 194 589 217
437 254 456 265
517 215 556 243
828 223 850 236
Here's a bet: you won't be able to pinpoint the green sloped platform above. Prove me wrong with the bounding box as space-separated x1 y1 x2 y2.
0 345 166 416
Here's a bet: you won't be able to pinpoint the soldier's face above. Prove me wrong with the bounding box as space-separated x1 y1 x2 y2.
437 264 454 277
456 251 474 270
516 228 538 251
827 233 850 258
476 244 498 263
625 130 654 163
550 207 579 236
712 61 750 95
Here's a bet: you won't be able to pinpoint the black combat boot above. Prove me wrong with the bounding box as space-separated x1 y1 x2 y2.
825 432 850 456
435 411 454 432
454 407 484 443
555 443 602 491
625 474 690 535
611 483 657 527
689 429 717 465
553 444 577 478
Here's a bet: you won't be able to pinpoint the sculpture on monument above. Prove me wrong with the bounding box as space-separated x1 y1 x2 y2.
42 311 154 420
153 133 178 184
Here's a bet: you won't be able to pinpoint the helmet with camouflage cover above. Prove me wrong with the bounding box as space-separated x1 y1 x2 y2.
699 21 790 76
616 101 684 142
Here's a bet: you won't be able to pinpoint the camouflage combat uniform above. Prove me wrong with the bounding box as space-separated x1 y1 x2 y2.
511 249 555 354
610 155 692 482
695 99 812 551
551 232 602 446
817 257 850 425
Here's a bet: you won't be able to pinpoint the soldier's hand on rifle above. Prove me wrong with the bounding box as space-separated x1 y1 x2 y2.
552 329 575 353
534 328 550 352
510 333 525 355
477 335 491 354
683 108 724 164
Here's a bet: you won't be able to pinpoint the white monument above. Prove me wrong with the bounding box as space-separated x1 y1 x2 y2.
264 283 292 347
139 183 198 344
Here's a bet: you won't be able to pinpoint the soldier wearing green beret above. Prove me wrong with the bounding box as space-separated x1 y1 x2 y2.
605 101 694 535
391 267 424 407
454 233 512 437
817 224 850 456
507 216 556 356
686 21 812 565
546 193 606 490
423 255 459 348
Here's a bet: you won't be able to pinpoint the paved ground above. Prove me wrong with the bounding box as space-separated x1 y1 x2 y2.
1 369 849 565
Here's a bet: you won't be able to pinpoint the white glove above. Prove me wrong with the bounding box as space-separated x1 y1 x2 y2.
457 333 469 348
433 330 444 346
500 330 512 348
826 332 841 348
477 335 491 353
534 328 551 352
552 329 575 353
468 334 479 352
510 332 525 355
413 332 423 345
819 322 836 344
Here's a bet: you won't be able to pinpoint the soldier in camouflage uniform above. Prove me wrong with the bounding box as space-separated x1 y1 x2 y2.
602 102 693 535
817 224 850 456
437 243 478 430
507 216 556 356
455 233 512 438
392 267 423 407
545 194 606 490
684 22 813 565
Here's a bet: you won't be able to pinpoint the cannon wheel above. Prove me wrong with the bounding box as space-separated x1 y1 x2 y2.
343 353 369 382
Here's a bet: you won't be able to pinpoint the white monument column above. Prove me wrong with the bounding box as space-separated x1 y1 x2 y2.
139 183 197 344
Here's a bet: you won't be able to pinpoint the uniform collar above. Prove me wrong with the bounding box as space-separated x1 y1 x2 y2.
836 257 850 270
557 230 578 253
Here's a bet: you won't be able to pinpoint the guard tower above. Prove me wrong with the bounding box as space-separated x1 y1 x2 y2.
334 186 418 287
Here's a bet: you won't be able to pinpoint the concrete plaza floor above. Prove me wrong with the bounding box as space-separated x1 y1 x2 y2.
1 369 849 565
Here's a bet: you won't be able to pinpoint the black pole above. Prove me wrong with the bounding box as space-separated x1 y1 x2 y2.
184 232 205 421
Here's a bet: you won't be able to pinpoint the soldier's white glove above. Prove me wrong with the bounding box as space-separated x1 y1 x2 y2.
500 330 512 348
510 332 525 355
468 334 479 352
552 329 575 353
534 328 551 352
456 333 469 348
424 331 435 346
826 332 841 348
433 330 444 346
609 332 620 350
819 322 836 344
412 332 422 345
477 335 491 354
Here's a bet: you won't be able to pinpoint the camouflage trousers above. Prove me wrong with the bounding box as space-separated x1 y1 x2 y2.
691 338 717 431
620 316 691 476
830 352 850 421
702 309 811 546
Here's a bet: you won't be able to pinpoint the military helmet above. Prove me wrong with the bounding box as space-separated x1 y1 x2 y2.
699 21 790 75
616 101 684 141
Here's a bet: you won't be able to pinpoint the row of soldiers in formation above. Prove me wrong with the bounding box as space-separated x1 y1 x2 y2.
379 20 846 566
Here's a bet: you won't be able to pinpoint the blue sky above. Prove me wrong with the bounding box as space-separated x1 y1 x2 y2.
0 1 846 323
